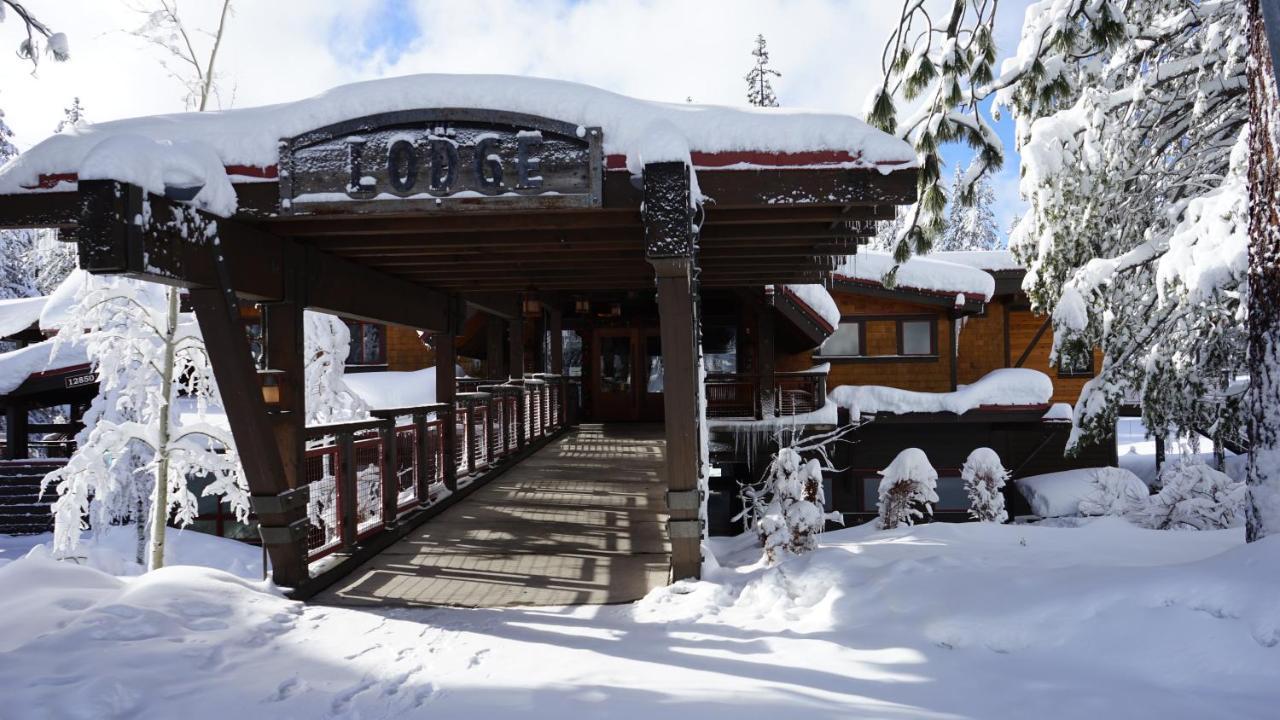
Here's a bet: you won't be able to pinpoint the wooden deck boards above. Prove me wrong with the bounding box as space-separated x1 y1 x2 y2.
313 424 671 608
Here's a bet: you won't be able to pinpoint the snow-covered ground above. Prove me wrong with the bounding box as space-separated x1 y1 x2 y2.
1 519 1276 719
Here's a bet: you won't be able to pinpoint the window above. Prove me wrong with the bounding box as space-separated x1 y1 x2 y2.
345 321 387 366
703 323 739 372
818 320 863 357
899 319 934 356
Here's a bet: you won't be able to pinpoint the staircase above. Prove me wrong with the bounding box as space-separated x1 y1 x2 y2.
0 459 61 535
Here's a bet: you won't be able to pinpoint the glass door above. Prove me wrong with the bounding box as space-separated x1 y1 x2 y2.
594 329 636 421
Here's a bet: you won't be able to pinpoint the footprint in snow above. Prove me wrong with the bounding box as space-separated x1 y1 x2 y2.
467 649 489 668
344 642 382 660
268 676 307 703
330 678 376 715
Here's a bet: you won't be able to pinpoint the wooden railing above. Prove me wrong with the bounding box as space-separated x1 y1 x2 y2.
300 377 569 563
705 369 828 419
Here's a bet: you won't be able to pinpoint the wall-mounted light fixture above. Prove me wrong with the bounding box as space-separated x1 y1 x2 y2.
258 369 284 406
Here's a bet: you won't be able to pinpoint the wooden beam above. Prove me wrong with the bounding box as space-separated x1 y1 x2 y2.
509 312 526 379
73 180 456 331
0 191 80 229
756 304 776 419
486 314 507 378
270 209 640 237
433 331 458 493
1015 315 1053 368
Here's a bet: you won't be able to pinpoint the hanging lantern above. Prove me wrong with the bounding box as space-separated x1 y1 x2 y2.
574 297 591 315
522 294 541 317
259 369 284 406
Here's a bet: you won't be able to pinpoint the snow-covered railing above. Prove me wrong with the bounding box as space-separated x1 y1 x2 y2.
706 369 828 420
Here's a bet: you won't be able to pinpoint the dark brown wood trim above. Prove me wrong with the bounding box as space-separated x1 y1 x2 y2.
1015 315 1053 368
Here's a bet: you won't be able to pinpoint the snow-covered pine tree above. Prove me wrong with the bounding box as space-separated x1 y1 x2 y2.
41 275 249 566
1246 0 1280 542
0 108 36 300
867 1 1004 261
960 447 1008 523
1 1 69 69
744 33 780 108
1140 460 1245 531
876 448 938 530
54 96 86 133
1006 2 1248 457
937 165 998 251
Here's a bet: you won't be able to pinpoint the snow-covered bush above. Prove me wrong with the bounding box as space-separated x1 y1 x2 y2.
757 448 834 562
877 448 939 530
304 311 369 424
1140 461 1246 531
737 425 851 562
961 447 1008 523
1078 467 1149 518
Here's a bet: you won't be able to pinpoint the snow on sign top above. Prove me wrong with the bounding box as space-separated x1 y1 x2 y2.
834 251 996 300
0 74 916 202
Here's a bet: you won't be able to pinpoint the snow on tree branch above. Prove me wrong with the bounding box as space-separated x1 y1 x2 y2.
1 1 68 70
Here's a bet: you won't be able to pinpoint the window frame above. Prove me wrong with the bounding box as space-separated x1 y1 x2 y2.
815 318 866 359
345 320 388 367
896 316 937 357
1056 350 1096 378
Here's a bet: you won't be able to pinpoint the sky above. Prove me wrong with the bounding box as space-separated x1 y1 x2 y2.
0 0 1034 239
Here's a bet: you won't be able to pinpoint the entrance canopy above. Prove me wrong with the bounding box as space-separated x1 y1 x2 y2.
0 74 917 589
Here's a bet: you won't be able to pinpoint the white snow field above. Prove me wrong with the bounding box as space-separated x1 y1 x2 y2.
0 519 1276 719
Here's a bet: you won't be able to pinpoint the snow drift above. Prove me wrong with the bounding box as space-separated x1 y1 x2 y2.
829 368 1053 416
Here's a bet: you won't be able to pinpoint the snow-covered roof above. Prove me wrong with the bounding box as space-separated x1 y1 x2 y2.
343 366 460 411
0 296 48 338
38 270 86 333
781 284 840 330
828 368 1053 416
927 250 1023 273
0 74 916 201
833 251 996 301
0 338 89 395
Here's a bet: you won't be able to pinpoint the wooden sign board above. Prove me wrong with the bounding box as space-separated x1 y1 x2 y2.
278 109 603 215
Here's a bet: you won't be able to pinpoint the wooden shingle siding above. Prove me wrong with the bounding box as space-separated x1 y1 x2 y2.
1006 308 1103 405
386 324 434 371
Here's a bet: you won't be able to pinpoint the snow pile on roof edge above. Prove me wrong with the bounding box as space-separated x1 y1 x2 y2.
0 74 916 197
0 295 48 337
834 251 996 300
829 368 1052 416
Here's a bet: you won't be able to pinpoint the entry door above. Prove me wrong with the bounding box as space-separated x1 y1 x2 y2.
595 329 637 421
592 328 665 422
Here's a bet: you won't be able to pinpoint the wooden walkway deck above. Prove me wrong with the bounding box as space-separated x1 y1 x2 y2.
314 424 671 608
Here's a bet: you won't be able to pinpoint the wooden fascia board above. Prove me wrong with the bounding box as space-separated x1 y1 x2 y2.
74 180 455 331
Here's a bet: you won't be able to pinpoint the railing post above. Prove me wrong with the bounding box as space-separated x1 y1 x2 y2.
434 332 458 494
465 401 478 474
338 430 358 549
514 384 527 450
379 418 398 528
414 412 431 504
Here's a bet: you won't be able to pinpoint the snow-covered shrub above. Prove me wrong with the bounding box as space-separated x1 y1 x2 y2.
877 448 939 530
961 447 1008 523
757 448 835 562
1139 461 1246 531
1078 467 1148 518
737 424 852 562
304 311 369 424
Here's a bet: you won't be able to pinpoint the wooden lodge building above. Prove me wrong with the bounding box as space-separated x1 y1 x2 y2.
0 75 1107 600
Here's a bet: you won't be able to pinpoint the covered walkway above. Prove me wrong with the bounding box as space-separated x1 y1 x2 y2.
315 425 671 608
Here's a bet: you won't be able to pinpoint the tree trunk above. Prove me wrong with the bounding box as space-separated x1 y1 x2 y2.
135 495 146 565
147 287 180 570
1247 0 1280 542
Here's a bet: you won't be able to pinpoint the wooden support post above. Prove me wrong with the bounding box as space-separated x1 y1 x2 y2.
337 431 357 548
434 332 458 493
645 160 702 582
487 314 507 379
4 402 27 460
413 412 431 504
192 285 309 587
548 307 564 375
515 386 527 450
380 419 398 527
262 279 305 492
756 303 777 419
464 403 478 474
509 311 526 380
949 316 960 392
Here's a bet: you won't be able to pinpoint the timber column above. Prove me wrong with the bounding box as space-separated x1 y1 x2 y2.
434 328 459 493
644 161 703 581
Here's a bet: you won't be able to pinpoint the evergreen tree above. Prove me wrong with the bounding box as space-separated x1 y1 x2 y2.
938 165 998 251
54 96 87 133
1247 0 1280 542
0 109 36 300
744 34 780 108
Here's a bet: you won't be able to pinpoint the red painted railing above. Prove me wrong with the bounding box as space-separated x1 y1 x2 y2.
706 369 828 420
300 377 570 564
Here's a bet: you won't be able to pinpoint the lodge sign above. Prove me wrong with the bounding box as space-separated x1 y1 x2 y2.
278 109 604 215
